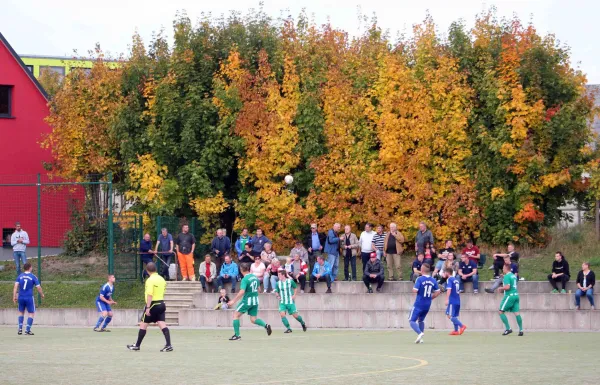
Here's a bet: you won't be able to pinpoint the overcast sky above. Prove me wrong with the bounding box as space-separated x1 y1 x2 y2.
2 0 598 83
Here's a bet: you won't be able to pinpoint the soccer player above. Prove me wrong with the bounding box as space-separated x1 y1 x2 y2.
127 263 173 351
13 263 44 335
445 267 467 336
498 263 524 336
227 262 272 341
94 275 117 332
274 269 307 333
409 263 440 344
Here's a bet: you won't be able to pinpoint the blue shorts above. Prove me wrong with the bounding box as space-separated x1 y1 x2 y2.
96 300 112 313
18 297 35 313
408 305 430 322
446 303 460 317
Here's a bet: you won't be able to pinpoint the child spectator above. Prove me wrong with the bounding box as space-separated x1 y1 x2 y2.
284 257 293 274
213 289 230 310
411 253 425 282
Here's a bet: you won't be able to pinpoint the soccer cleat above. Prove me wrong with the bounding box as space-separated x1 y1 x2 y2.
518 331 524 337
485 288 494 294
449 331 460 336
127 344 140 351
229 335 241 341
93 327 100 332
459 325 467 335
100 328 111 332
302 323 307 332
415 332 424 344
502 329 513 336
24 331 34 336
17 329 22 335
160 345 173 352
419 339 424 344
266 324 272 336
326 288 332 294
284 329 293 333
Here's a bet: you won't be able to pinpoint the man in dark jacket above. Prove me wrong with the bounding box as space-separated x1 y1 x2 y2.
304 223 326 275
363 252 384 293
250 229 271 257
211 229 231 272
548 251 570 293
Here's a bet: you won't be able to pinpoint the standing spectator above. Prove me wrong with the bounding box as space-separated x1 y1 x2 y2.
411 253 425 282
371 225 387 260
154 228 174 280
238 243 255 265
575 262 595 310
485 256 518 293
363 252 385 293
289 240 309 265
457 254 479 293
415 222 434 254
211 229 231 272
462 239 480 265
433 240 454 278
304 223 326 274
309 256 332 293
175 224 196 281
250 229 271 257
263 258 281 293
324 223 341 281
11 222 29 275
383 223 405 281
359 224 375 274
548 252 570 293
139 233 155 279
217 255 239 293
250 256 267 285
199 255 217 293
340 225 359 281
423 241 437 266
260 243 277 268
289 253 308 293
492 243 519 279
234 228 250 256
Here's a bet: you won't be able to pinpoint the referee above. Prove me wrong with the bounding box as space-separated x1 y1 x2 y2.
127 263 173 352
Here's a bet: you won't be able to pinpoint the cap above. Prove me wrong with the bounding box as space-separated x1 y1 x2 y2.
370 252 377 258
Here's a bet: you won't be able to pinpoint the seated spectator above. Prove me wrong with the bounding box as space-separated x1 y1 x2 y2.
548 251 570 293
284 257 293 274
199 255 218 293
363 252 384 293
462 239 480 266
250 256 267 285
309 256 332 293
263 258 281 293
411 253 425 283
289 253 308 293
485 256 518 293
423 241 436 266
260 242 277 268
213 288 230 310
216 255 239 293
492 243 519 279
458 254 479 293
437 253 457 289
289 240 309 264
575 262 595 310
238 243 254 265
433 240 454 277
140 233 155 279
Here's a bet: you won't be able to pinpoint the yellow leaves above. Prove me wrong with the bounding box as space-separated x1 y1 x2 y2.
539 170 571 189
491 187 505 200
500 143 517 159
126 154 168 206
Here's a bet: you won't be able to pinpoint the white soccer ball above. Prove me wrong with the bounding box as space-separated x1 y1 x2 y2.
284 175 294 185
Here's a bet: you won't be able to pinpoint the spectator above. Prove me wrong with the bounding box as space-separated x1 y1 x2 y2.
485 256 518 293
383 223 405 281
548 252 570 293
423 241 437 266
175 224 196 281
238 243 254 265
199 255 218 293
462 239 480 266
309 256 333 294
234 228 250 256
11 222 30 275
140 233 155 279
250 228 271 257
324 223 341 281
458 254 479 293
415 222 434 254
340 225 359 281
260 243 277 268
263 258 281 293
284 257 293 274
359 224 375 274
363 252 385 293
289 253 308 293
371 225 387 260
217 255 239 293
433 240 454 278
154 228 174 280
211 229 231 272
214 289 230 310
411 253 425 282
575 262 595 310
304 223 326 274
437 253 458 290
289 240 309 265
492 243 519 279
250 256 267 284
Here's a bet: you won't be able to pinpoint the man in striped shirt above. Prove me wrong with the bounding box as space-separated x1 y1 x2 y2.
275 269 307 333
371 225 387 260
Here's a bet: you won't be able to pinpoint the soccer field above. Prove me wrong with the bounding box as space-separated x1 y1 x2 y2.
1 327 597 385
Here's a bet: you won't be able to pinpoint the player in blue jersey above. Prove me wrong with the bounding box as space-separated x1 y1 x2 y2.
409 263 440 344
13 263 44 335
94 275 117 332
444 267 467 336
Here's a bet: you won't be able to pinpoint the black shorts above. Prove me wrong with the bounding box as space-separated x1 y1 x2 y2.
141 301 166 324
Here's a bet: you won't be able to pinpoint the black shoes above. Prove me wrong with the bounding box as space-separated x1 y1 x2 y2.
326 288 332 293
302 323 307 332
284 329 293 333
127 344 140 351
518 331 524 336
24 331 34 336
376 288 382 293
309 288 316 293
368 288 373 293
266 324 272 336
160 345 173 352
485 288 494 294
229 335 241 341
502 329 513 336
18 329 22 335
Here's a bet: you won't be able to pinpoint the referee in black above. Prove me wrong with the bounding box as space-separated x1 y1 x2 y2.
127 262 173 352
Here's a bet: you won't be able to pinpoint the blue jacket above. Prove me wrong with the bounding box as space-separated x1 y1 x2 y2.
323 229 340 257
234 235 250 255
220 262 239 278
312 261 332 279
250 235 271 254
139 239 153 262
211 236 231 255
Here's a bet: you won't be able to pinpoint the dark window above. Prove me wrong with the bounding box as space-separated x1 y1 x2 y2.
40 66 66 78
0 85 13 118
25 65 34 72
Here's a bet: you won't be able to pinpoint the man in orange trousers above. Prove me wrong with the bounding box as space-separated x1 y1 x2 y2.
175 224 196 281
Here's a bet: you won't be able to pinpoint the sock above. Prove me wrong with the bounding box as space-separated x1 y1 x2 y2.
295 315 305 325
409 321 422 335
451 317 463 331
516 315 523 331
18 315 24 330
500 313 511 330
26 317 33 332
162 327 171 346
95 316 105 329
233 319 240 336
418 321 425 333
254 319 267 328
102 316 112 329
135 329 147 347
281 317 290 329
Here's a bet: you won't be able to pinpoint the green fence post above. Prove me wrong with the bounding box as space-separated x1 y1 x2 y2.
139 215 144 283
107 173 114 275
37 173 42 305
156 216 162 273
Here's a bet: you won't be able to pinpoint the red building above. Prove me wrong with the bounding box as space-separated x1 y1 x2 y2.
0 32 74 248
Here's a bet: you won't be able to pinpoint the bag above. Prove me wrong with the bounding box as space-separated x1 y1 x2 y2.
169 264 177 280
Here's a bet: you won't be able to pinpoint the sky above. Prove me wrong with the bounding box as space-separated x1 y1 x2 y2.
2 0 599 83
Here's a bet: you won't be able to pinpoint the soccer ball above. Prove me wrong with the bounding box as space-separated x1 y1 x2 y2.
284 175 294 185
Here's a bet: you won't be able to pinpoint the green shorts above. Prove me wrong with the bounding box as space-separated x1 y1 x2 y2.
499 295 520 313
236 303 259 317
279 303 298 314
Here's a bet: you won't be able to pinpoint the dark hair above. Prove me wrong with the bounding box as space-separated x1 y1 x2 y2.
146 262 157 273
503 263 511 271
466 239 473 244
23 263 32 271
245 243 252 248
277 269 288 278
240 262 251 272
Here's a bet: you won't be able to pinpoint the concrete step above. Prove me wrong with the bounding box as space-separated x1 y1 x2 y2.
178 308 600 331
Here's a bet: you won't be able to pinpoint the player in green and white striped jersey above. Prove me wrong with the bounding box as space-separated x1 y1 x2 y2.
275 269 307 333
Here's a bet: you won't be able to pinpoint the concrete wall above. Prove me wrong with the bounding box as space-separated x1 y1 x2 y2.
0 308 140 326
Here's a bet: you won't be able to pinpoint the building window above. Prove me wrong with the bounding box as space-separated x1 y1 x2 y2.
40 66 66 78
25 65 34 72
0 85 13 118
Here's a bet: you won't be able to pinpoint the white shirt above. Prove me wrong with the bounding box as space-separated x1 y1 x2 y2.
250 262 266 279
11 230 30 252
359 231 375 253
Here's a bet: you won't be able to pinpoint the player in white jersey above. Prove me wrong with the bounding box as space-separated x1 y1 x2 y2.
274 269 307 333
